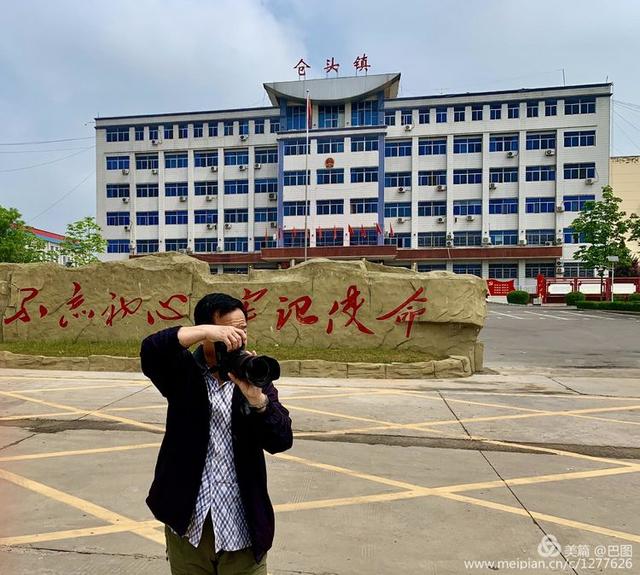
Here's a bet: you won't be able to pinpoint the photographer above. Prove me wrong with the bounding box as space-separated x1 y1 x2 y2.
140 292 293 575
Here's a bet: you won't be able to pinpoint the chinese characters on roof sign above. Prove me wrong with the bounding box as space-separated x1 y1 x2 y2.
293 54 371 79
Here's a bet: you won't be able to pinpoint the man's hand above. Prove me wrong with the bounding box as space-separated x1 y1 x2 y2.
228 371 268 411
202 325 247 351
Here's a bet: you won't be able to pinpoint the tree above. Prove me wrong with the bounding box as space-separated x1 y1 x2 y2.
59 216 107 267
0 205 50 263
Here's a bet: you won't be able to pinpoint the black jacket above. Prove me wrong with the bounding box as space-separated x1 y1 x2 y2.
139 325 293 563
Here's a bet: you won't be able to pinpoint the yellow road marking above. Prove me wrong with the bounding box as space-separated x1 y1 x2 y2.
0 411 84 421
274 490 424 512
0 443 161 463
14 383 150 394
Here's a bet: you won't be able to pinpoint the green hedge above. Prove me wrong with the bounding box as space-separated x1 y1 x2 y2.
565 291 586 306
577 301 640 312
628 293 640 302
506 290 529 305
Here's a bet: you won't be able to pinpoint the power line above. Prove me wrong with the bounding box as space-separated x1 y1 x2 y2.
0 146 94 173
0 136 94 146
612 111 640 150
0 146 93 154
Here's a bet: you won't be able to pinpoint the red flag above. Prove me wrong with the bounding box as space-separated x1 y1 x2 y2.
333 225 337 240
277 226 283 240
317 226 323 239
348 224 354 236
292 227 297 238
306 92 312 128
360 225 365 238
375 222 382 235
389 223 395 238
264 228 269 243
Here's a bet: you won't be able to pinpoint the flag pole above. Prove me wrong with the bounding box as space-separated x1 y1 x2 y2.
304 88 310 263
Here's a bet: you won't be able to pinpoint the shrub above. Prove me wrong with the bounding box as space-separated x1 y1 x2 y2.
506 290 529 305
628 293 640 302
577 301 640 312
565 291 586 306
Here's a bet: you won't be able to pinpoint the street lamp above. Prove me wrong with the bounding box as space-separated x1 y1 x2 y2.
607 255 619 302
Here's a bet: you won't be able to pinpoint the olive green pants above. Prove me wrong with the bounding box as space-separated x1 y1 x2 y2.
165 515 267 575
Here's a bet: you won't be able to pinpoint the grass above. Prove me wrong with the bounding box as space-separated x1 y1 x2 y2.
0 340 433 364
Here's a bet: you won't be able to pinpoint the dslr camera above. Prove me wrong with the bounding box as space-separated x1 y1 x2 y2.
214 342 280 388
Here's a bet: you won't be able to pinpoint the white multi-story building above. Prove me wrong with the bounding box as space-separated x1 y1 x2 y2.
96 73 611 288
26 226 71 266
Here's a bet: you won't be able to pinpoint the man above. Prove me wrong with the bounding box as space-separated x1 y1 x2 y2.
140 292 293 574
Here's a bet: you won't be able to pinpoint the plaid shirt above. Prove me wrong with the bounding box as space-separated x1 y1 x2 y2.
185 369 252 551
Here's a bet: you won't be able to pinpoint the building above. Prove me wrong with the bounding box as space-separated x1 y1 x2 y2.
95 73 611 288
26 226 70 266
610 156 640 255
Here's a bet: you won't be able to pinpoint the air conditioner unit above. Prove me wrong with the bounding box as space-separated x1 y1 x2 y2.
489 182 497 190
121 197 129 203
544 241 554 246
397 217 407 224
268 192 277 201
254 163 262 169
466 215 475 222
518 239 527 246
216 244 223 252
555 205 565 213
545 149 555 156
205 195 214 202
123 225 130 232
151 168 158 175
151 139 160 146
556 266 564 274
179 196 187 202
398 186 410 193
210 165 218 172
506 151 518 158
437 216 446 224
446 232 454 240
206 223 216 230
585 177 595 185
121 168 129 175
269 221 277 228
238 165 247 171
224 223 232 230
482 236 491 245
446 240 454 247
555 237 564 245
436 184 447 192
404 124 414 131
240 134 248 141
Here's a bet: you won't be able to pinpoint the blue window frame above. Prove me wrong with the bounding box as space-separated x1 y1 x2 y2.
178 124 188 139
194 238 218 253
351 135 378 152
564 163 596 180
165 153 188 169
318 104 344 129
106 156 129 170
418 170 446 186
384 110 396 126
418 263 447 272
453 200 482 216
565 97 596 115
224 149 249 165
283 231 308 248
490 230 518 246
224 121 234 136
455 232 483 246
489 134 518 152
149 126 159 140
254 207 277 222
453 169 482 185
436 106 447 123
136 184 158 198
418 201 446 217
194 181 217 196
385 140 412 157
350 227 378 246
107 239 130 253
208 122 218 137
317 137 344 154
490 103 502 120
418 138 446 155
527 101 539 118
134 126 144 141
165 238 188 251
454 106 465 122
194 209 218 224
564 131 596 147
385 233 411 248
453 136 482 153
564 228 587 244
526 197 555 213
385 172 411 187
254 147 278 163
545 100 557 116
526 229 556 245
254 118 265 134
194 151 218 167
106 127 129 142
384 202 411 218
489 263 518 279
472 105 483 121
224 209 249 223
286 106 306 131
317 168 344 185
453 263 482 276
254 238 277 250
507 102 520 119
564 194 595 211
224 180 249 195
239 120 249 136
418 232 446 247
489 198 518 214
316 228 344 247
351 167 378 183
418 108 430 124
526 132 556 150
283 170 309 186
164 125 174 140
269 119 280 133
489 167 518 183
165 210 188 225
316 199 344 215
283 139 308 156
351 100 378 126
106 184 130 198
350 197 378 214
525 262 556 278
526 165 556 182
165 182 188 197
136 154 158 170
401 109 413 125
136 239 159 253
254 178 277 194
283 201 309 216
193 123 203 138
106 211 130 226
136 211 159 225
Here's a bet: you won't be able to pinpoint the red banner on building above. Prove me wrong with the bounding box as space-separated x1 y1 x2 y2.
486 279 516 296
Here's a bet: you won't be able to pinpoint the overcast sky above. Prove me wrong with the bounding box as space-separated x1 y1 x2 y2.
1 0 639 235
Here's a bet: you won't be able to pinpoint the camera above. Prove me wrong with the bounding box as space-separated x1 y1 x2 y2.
214 342 280 388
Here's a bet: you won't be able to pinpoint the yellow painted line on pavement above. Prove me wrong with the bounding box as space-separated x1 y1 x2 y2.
14 383 150 394
570 413 640 426
274 490 424 513
0 411 84 421
0 442 161 463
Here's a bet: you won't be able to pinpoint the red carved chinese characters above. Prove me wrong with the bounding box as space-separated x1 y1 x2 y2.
58 281 95 328
3 288 44 325
326 284 374 335
100 292 143 327
242 288 268 321
276 295 319 330
146 294 189 325
376 287 427 338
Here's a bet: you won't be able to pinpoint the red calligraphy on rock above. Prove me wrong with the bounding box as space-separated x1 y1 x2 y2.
276 295 319 330
100 292 144 327
326 284 374 335
376 287 427 339
242 288 268 321
3 288 42 325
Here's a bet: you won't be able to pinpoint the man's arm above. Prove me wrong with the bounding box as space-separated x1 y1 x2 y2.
249 382 294 454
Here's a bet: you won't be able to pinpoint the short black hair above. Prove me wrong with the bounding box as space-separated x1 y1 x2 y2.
193 293 247 325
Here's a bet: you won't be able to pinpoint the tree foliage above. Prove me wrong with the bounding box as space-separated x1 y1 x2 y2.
0 205 50 263
58 216 107 267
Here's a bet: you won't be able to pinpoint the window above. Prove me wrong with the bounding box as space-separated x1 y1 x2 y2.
455 232 482 246
107 239 130 253
351 167 378 183
526 197 555 213
194 210 218 224
418 201 446 217
490 230 518 246
453 200 482 216
194 151 218 167
564 130 596 147
106 211 130 226
489 134 518 152
351 135 378 152
401 109 413 125
224 121 234 136
350 227 378 246
453 169 482 185
254 178 277 194
453 263 482 276
208 122 218 137
193 123 203 138
564 194 595 211
106 184 130 198
164 125 174 140
385 140 412 157
254 147 278 163
418 138 446 155
472 105 483 121
194 181 218 196
351 100 379 126
317 137 344 154
384 110 396 126
564 262 595 277
318 104 344 128
286 105 306 130
135 154 158 170
254 238 277 250
270 119 280 133
283 170 309 186
565 97 596 115
136 211 159 225
316 228 344 247
135 126 144 141
254 118 265 134
507 102 519 119
178 124 188 139
350 197 378 214
526 229 556 245
283 231 308 248
316 199 344 215
525 262 556 278
490 103 502 120
564 227 587 244
194 238 218 253
165 238 188 251
488 263 518 279
385 233 411 248
283 201 309 216
149 126 159 140
489 198 518 214
436 107 447 123
165 182 188 197
239 120 249 136
545 100 557 116
283 139 308 156
385 172 411 188
224 149 249 166
418 108 430 124
254 207 277 222
527 101 539 118
453 136 482 153
384 202 411 218
454 106 465 122
137 239 159 253
224 180 249 195
489 167 518 183
165 153 188 168
564 163 596 180
417 232 446 247
418 263 447 272
526 165 556 181
106 127 129 142
317 168 344 185
165 210 188 225
106 156 129 170
136 184 159 198
224 209 249 223
418 170 446 186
